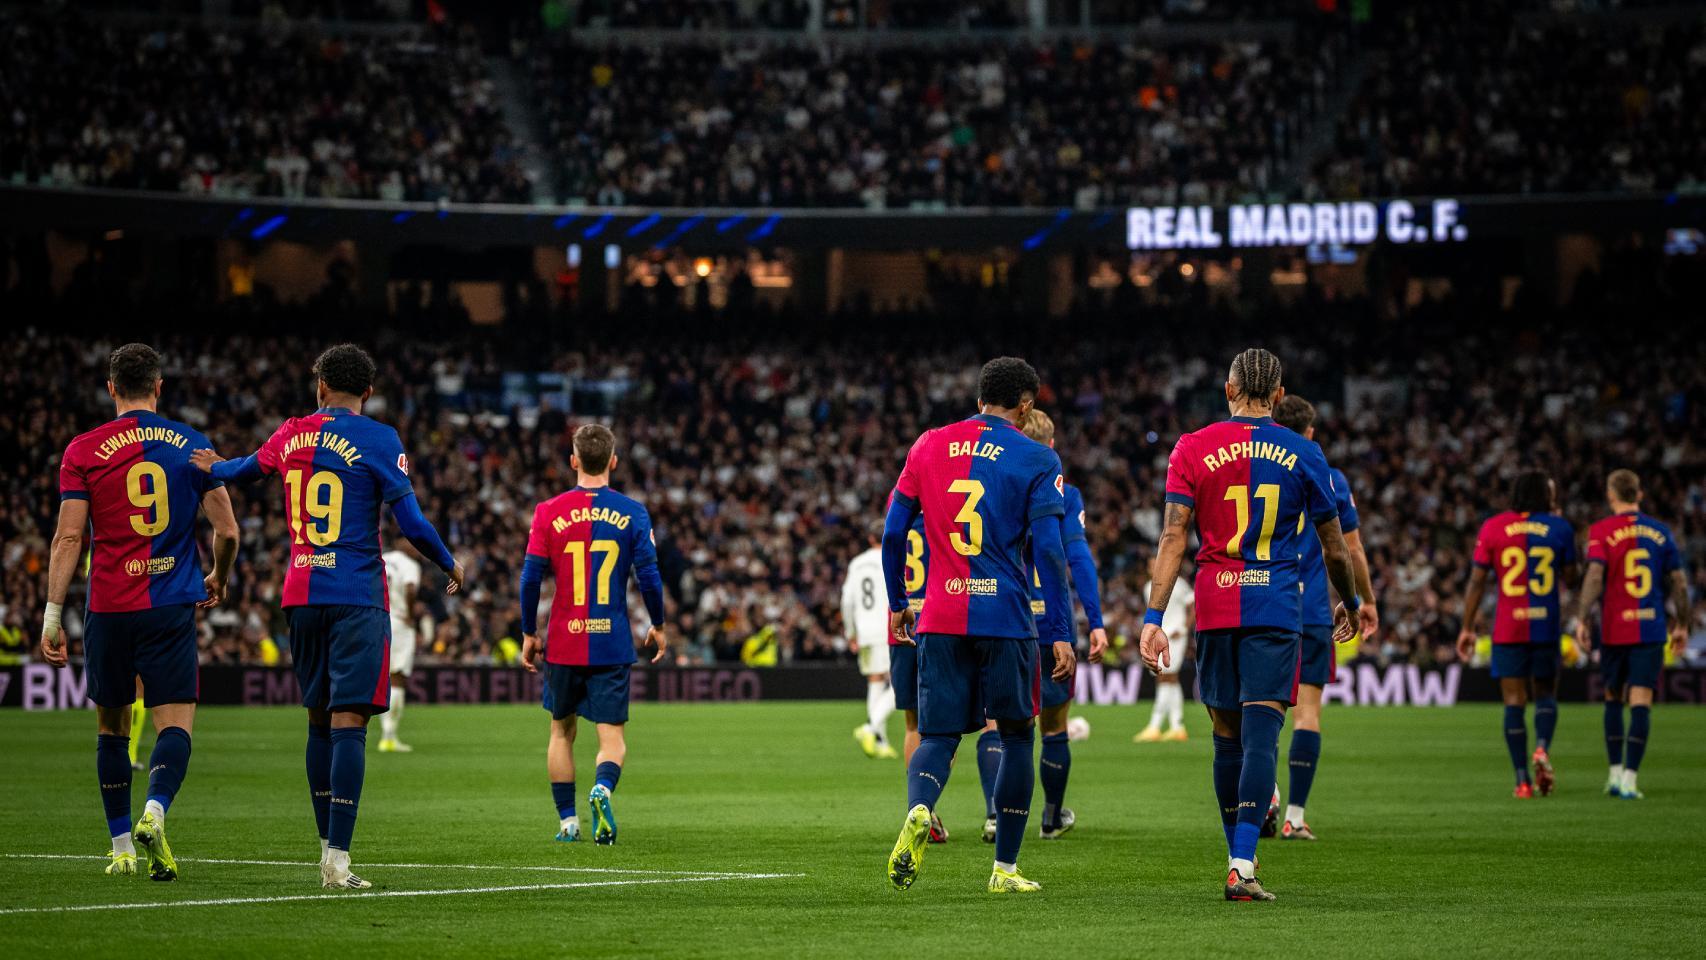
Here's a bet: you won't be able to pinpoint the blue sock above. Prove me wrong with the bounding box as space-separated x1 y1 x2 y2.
1603 702 1625 766
145 727 191 814
96 734 132 839
306 723 333 840
906 734 958 813
1503 705 1531 785
327 727 367 852
1211 734 1243 854
1039 732 1071 829
1625 706 1651 772
1231 704 1284 864
1287 728 1321 812
595 761 622 793
1533 697 1558 752
975 729 1002 818
551 782 577 820
993 727 1035 865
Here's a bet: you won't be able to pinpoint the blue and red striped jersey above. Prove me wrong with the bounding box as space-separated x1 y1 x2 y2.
888 499 929 646
58 411 223 613
1164 416 1338 632
1585 511 1681 646
1471 510 1576 645
892 414 1065 640
526 486 657 666
1299 466 1359 626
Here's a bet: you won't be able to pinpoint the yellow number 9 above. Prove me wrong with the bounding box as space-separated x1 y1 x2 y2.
126 462 170 536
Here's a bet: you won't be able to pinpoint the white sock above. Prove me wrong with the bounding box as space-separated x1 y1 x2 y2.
326 848 350 872
1162 684 1185 729
144 799 166 826
1621 769 1638 792
1285 803 1306 828
1230 857 1255 878
382 685 404 740
1608 763 1624 783
320 837 330 863
1145 688 1165 729
867 680 895 744
559 816 577 833
112 833 135 856
994 860 1016 873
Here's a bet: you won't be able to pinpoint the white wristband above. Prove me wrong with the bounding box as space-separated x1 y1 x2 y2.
42 601 63 640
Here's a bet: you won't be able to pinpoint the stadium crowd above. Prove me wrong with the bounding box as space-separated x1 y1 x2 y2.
0 11 530 203
2 250 1701 671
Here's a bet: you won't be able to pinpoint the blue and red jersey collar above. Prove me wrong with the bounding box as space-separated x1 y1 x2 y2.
971 413 1021 430
1229 414 1273 425
315 406 356 416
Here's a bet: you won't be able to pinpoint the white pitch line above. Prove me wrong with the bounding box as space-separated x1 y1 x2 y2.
4 853 794 879
0 874 801 917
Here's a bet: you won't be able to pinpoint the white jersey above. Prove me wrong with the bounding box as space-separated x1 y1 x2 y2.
383 550 423 634
841 547 892 651
1162 579 1195 641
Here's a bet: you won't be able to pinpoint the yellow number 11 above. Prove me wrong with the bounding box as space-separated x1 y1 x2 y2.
1224 483 1281 560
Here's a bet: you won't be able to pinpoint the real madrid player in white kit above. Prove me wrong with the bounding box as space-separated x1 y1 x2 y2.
378 543 425 753
844 529 899 759
1137 564 1194 742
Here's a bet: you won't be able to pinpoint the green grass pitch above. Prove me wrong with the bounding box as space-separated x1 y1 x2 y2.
1 701 1701 958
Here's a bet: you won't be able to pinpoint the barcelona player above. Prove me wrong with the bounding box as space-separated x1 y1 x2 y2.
882 357 1078 894
1140 348 1361 902
970 408 1107 843
843 527 899 760
192 344 464 889
886 498 948 842
1571 470 1689 799
41 343 240 881
1271 396 1378 840
1456 470 1577 798
518 424 667 845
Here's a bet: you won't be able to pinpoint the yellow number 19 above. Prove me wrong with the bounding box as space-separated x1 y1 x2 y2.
284 469 345 546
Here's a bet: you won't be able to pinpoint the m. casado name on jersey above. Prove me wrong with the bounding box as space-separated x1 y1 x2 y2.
552 507 632 532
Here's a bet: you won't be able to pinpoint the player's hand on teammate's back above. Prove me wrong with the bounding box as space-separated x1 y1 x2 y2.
519 633 543 674
889 607 916 646
1087 627 1108 663
39 626 68 667
188 448 223 473
1139 623 1169 673
1331 603 1355 643
198 571 228 608
1455 628 1476 663
1050 640 1076 681
647 626 669 664
1357 602 1379 641
446 559 466 595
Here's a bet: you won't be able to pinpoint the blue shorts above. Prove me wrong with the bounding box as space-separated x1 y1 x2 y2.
1195 627 1301 710
543 662 632 724
1039 642 1076 710
890 642 919 712
287 605 391 713
1297 623 1336 687
915 633 1038 736
1600 644 1663 692
83 605 199 708
1490 642 1560 681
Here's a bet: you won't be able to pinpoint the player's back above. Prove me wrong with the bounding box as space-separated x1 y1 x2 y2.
1165 416 1336 632
60 410 220 612
897 414 1063 639
1028 480 1087 620
844 547 890 646
382 549 422 617
528 485 657 666
259 409 414 609
1587 512 1680 645
1473 510 1576 645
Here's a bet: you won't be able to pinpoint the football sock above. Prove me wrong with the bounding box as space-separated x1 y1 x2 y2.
1533 697 1558 752
907 734 958 812
327 726 367 852
1039 732 1070 828
1145 687 1166 730
1287 728 1321 821
96 734 132 842
1231 704 1284 865
1166 684 1185 730
1503 706 1531 784
976 729 1002 818
1620 768 1639 794
1603 701 1625 766
306 723 333 840
145 726 191 818
128 700 146 763
595 760 622 793
867 680 895 744
551 781 577 821
381 685 404 741
1625 706 1650 772
1211 734 1243 854
992 727 1035 866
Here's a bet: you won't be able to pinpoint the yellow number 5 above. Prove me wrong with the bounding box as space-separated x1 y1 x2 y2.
948 479 984 556
126 462 170 536
1625 548 1653 598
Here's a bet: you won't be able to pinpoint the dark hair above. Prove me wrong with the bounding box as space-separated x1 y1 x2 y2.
977 357 1040 410
1272 394 1316 434
108 343 162 400
1607 468 1641 504
1228 347 1283 403
1510 470 1553 514
312 343 376 397
574 423 616 475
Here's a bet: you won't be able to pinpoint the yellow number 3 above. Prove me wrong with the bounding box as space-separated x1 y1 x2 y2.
948 479 984 556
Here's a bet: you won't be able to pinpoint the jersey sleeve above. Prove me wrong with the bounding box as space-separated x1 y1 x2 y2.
1333 469 1359 534
1661 526 1684 576
256 420 294 475
188 431 226 496
525 503 550 560
1559 522 1578 565
365 428 416 504
631 505 660 569
1163 434 1197 508
1300 444 1338 525
892 432 925 509
1026 447 1067 522
1585 523 1607 566
1062 485 1088 545
58 443 88 501
1472 520 1494 569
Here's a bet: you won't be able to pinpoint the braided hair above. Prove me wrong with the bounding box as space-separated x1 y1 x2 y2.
1228 348 1283 406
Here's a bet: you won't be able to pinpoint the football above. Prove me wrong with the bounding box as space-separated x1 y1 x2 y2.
1066 716 1091 742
